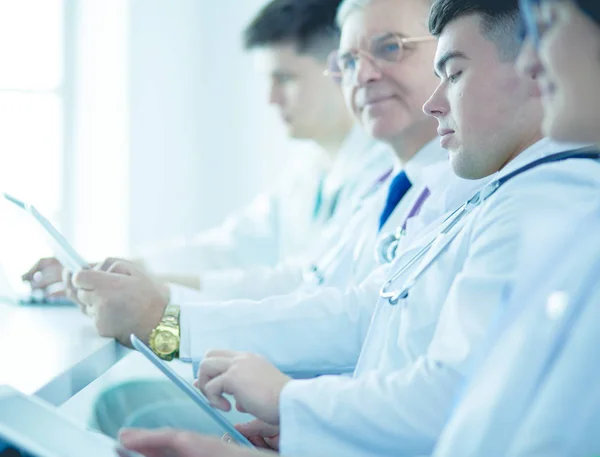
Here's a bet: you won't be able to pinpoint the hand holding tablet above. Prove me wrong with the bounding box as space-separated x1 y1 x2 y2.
130 334 255 449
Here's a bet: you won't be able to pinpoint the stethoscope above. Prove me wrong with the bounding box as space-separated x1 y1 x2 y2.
304 168 394 286
375 187 431 265
379 148 600 306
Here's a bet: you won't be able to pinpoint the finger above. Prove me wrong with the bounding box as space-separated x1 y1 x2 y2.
72 269 118 290
120 428 226 457
95 257 122 272
45 281 66 297
107 260 135 275
29 266 63 290
235 420 279 439
22 257 58 281
119 428 179 457
264 436 280 451
197 356 233 390
75 289 101 316
202 375 233 411
204 349 239 359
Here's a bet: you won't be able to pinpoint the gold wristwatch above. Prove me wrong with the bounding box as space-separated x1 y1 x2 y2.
149 304 181 361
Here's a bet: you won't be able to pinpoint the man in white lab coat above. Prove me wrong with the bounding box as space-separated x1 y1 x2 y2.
70 1 600 456
22 0 395 296
421 0 600 455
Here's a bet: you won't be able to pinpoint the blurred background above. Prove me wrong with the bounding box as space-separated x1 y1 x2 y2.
0 0 320 284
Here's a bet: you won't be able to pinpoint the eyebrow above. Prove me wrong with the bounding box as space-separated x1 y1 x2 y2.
434 50 469 77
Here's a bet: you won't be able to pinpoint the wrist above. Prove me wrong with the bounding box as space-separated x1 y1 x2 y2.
271 376 292 424
148 304 181 360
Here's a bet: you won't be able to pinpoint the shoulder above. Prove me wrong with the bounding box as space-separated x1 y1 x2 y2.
479 156 600 222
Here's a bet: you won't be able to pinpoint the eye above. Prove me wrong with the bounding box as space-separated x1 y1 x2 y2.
374 40 401 62
338 55 357 72
274 74 294 84
448 70 463 83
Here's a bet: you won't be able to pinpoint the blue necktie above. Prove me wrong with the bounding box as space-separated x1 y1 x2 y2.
379 171 412 230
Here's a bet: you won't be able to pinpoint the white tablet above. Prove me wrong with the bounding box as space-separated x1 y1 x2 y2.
2 193 88 273
130 335 255 449
0 385 142 457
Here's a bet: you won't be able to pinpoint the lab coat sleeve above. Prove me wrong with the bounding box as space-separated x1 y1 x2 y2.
277 184 533 457
179 266 387 374
506 278 600 457
166 264 303 304
193 262 305 302
143 194 284 274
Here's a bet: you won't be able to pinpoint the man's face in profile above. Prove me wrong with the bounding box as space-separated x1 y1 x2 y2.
254 43 346 140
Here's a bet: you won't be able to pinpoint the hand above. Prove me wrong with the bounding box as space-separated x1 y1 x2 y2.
63 258 124 314
231 419 280 451
119 428 273 457
22 257 66 296
195 350 291 425
71 259 168 346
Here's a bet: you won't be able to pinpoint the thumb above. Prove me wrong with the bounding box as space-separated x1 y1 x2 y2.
72 269 120 290
107 260 137 276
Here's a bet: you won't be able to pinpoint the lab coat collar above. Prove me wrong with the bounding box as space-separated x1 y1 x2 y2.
403 138 448 189
493 138 590 181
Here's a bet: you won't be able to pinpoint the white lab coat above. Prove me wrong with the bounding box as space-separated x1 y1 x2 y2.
431 202 600 457
178 140 600 457
145 126 394 276
170 141 485 303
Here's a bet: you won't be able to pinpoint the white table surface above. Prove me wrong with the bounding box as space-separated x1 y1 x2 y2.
0 302 130 407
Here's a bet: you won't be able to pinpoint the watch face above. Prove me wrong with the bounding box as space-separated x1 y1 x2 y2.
154 331 178 355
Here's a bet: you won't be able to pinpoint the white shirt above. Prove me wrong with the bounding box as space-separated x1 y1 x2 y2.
432 174 600 457
178 139 600 457
143 126 395 275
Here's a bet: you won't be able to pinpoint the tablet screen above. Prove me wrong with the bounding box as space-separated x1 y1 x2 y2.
2 193 88 273
130 335 255 449
0 387 129 457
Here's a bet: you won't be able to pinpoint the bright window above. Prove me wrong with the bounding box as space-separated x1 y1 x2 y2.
0 0 67 291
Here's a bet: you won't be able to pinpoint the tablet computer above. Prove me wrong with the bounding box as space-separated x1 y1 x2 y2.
2 193 89 273
130 334 255 449
0 385 143 457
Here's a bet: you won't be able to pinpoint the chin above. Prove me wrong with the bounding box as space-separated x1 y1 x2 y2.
364 117 409 143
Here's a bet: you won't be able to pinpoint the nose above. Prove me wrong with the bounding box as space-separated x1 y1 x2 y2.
423 82 448 118
354 55 383 86
516 37 543 81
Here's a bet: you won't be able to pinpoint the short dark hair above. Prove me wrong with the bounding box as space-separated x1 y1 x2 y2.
572 0 600 26
429 0 522 60
243 0 343 60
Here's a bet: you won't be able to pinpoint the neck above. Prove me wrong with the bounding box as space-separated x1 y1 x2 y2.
387 118 438 166
501 129 544 170
314 119 354 163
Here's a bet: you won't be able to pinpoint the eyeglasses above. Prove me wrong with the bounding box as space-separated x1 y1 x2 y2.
324 33 436 84
519 0 548 47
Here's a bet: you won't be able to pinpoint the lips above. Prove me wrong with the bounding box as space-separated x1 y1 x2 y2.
437 128 455 137
356 91 396 109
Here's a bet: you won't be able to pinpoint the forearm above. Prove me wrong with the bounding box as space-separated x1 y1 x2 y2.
179 281 379 373
279 360 463 457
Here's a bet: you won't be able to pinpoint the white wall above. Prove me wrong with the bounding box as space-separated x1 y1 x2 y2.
70 0 318 262
71 0 129 260
126 0 308 261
